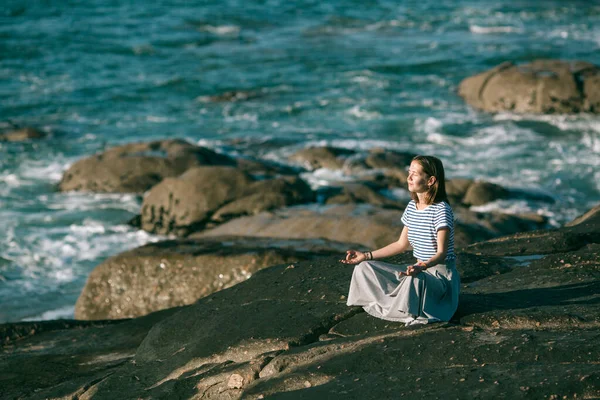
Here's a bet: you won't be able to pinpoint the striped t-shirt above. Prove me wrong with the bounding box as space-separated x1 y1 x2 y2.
401 200 456 262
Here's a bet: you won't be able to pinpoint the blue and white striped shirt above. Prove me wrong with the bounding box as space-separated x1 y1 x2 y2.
401 200 455 262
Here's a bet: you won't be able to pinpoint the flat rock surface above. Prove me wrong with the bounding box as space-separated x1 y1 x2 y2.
2 216 599 399
75 236 352 320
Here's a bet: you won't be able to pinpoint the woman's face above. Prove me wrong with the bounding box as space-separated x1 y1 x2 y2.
407 161 430 193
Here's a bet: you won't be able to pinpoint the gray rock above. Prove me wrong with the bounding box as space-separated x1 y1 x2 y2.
459 60 600 114
140 169 314 236
324 183 407 209
59 139 234 193
140 166 252 235
288 147 356 170
364 149 416 170
462 181 510 206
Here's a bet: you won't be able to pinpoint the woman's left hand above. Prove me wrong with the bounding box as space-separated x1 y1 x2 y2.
401 264 426 277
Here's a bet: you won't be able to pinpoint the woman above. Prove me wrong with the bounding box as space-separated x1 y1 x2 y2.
342 155 459 326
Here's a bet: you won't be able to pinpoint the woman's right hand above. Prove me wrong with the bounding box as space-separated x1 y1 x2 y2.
340 250 366 264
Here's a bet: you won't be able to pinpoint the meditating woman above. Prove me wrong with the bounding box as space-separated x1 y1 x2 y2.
342 155 459 326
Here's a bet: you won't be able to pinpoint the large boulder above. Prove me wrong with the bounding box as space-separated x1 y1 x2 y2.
75 237 346 320
59 139 235 193
140 168 314 236
459 60 600 114
140 166 253 235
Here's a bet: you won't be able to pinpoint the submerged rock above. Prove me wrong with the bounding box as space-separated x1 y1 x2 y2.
0 127 46 142
459 60 600 114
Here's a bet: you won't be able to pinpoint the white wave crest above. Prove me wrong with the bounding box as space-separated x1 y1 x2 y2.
470 25 523 34
200 25 240 35
21 305 75 321
347 105 381 120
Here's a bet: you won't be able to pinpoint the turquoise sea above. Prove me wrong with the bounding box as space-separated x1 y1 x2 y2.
1 0 599 322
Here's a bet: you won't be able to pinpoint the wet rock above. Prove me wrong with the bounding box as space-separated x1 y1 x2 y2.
75 236 345 320
459 60 600 114
0 127 46 142
288 147 356 170
59 139 235 193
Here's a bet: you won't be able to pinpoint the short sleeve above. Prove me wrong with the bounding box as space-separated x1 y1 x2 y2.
434 202 453 231
401 202 411 225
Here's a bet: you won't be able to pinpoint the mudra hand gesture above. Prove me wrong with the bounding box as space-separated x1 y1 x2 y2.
340 250 367 264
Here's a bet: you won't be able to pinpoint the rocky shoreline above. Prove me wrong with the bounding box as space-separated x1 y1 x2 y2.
2 57 599 398
53 138 552 321
1 204 599 399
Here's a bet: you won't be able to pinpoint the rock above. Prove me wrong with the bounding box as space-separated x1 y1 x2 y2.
462 181 510 206
0 307 183 400
140 169 314 236
211 176 314 222
59 139 235 193
0 127 46 142
197 90 264 103
459 60 600 114
195 204 548 250
236 157 300 177
446 178 473 203
324 183 406 209
462 206 600 256
192 204 404 249
7 226 598 399
565 203 600 227
458 243 600 329
288 147 356 170
364 149 416 170
3 207 600 399
75 236 345 320
140 166 252 235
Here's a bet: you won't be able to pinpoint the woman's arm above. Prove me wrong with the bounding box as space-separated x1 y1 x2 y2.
341 226 410 264
371 226 410 259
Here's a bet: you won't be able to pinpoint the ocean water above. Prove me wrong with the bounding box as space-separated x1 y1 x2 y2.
1 0 599 323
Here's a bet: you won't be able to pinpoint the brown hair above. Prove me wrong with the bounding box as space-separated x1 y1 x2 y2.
409 155 448 205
